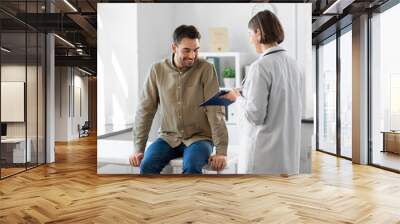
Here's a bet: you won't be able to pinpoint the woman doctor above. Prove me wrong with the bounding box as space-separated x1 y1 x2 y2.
224 10 303 175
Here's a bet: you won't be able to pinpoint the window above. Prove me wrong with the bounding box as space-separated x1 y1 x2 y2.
317 36 337 155
340 29 352 158
371 2 400 171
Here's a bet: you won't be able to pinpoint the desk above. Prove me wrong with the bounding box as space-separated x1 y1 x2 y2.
1 138 31 163
382 131 400 154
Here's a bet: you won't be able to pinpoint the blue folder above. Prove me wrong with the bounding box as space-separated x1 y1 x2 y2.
199 90 234 107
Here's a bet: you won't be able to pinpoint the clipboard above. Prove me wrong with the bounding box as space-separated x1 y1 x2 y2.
199 90 234 107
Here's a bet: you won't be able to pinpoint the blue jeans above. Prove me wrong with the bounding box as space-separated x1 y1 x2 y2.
140 138 213 174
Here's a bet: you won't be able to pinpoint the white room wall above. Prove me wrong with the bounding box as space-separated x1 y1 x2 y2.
295 4 313 119
72 73 89 137
137 4 175 91
55 67 68 141
172 3 306 66
97 3 139 136
55 67 89 141
177 4 312 74
1 65 37 138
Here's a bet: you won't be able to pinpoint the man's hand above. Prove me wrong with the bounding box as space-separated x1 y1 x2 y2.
208 155 226 171
129 152 144 167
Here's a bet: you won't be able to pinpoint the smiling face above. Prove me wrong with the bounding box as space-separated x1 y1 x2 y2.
172 37 200 69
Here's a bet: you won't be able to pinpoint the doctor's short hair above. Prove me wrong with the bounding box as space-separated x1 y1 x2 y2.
173 25 201 44
248 10 284 44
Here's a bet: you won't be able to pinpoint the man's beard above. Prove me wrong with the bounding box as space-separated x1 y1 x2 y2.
181 57 195 68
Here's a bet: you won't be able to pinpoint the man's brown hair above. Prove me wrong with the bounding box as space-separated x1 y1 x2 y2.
173 25 201 44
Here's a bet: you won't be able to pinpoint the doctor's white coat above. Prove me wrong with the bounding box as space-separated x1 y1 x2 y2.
236 46 302 175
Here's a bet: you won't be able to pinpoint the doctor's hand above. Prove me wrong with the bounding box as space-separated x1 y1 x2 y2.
129 152 144 167
208 155 226 171
222 89 241 101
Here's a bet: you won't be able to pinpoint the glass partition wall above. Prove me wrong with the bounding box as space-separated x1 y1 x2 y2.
0 2 46 179
370 3 400 172
316 0 400 172
317 35 337 155
316 27 353 159
339 28 352 159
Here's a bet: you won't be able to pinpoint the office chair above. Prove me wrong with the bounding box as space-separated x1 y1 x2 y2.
79 121 90 138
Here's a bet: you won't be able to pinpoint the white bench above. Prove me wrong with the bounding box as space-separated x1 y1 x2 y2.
165 156 237 174
97 139 238 174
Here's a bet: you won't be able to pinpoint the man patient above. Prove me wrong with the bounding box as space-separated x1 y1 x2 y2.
129 25 228 174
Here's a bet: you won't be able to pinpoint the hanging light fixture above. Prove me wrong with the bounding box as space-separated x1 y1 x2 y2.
1 47 11 53
63 0 78 12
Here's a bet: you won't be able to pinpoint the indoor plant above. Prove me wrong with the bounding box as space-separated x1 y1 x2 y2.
223 67 235 88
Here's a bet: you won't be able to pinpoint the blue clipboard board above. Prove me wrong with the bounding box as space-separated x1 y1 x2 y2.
199 90 234 107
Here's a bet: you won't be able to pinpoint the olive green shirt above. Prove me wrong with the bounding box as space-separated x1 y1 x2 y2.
133 54 228 155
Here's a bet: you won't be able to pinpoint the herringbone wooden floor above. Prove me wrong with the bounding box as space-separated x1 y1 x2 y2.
1 135 400 224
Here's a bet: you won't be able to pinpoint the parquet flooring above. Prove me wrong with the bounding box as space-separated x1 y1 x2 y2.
1 167 26 178
1 135 400 223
